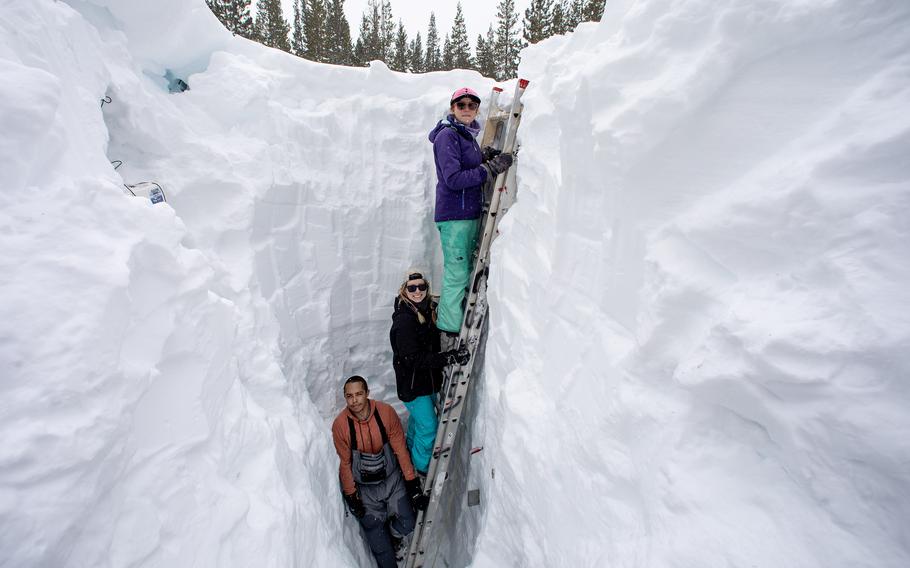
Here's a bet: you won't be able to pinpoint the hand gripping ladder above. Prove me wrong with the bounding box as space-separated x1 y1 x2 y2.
404 79 530 568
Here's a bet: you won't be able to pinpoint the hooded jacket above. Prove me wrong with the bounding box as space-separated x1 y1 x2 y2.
389 296 446 402
331 399 417 496
428 115 488 222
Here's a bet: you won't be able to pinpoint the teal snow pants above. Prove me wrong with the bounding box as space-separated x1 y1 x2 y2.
404 395 438 474
436 219 481 333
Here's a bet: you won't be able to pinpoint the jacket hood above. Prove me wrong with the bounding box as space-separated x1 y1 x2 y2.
428 115 481 143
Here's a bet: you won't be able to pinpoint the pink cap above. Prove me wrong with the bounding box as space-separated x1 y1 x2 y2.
450 87 481 105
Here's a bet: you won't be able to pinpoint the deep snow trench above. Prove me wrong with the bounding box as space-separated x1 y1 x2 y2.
3 0 910 567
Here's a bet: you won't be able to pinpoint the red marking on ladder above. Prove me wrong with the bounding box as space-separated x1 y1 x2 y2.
493 86 504 92
519 79 530 88
471 447 484 455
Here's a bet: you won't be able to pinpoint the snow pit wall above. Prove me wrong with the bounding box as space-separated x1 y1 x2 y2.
472 1 910 567
1 0 491 566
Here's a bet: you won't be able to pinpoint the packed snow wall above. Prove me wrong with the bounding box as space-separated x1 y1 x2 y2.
473 1 910 567
0 0 493 566
5 0 910 568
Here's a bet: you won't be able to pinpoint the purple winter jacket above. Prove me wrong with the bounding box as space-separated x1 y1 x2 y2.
428 115 489 222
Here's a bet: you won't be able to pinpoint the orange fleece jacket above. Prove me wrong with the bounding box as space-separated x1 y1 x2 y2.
331 399 417 496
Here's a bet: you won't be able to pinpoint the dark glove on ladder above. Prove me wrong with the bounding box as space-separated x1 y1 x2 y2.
439 345 470 366
482 152 513 179
481 145 502 162
450 345 471 366
405 477 429 511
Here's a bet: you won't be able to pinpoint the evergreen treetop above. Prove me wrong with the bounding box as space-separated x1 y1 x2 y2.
494 0 524 80
449 3 473 70
475 25 497 79
390 20 409 72
551 1 568 35
326 0 353 65
567 0 585 29
291 0 307 56
424 13 441 71
523 0 553 45
254 0 291 52
442 34 453 71
583 0 606 23
380 1 395 61
207 0 254 39
409 32 424 73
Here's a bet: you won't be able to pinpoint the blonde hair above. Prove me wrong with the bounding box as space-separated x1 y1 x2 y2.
398 269 434 325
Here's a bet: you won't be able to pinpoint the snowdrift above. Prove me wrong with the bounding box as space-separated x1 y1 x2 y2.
2 0 487 566
2 0 909 567
474 1 910 567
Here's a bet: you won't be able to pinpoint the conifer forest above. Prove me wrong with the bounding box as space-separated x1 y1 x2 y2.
206 0 606 80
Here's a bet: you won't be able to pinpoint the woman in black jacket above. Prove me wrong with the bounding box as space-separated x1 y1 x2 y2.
390 269 468 474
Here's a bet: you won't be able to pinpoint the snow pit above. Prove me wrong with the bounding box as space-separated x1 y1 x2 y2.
2 0 909 567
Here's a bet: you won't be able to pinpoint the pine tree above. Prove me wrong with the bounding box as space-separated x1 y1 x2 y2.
449 3 473 70
583 0 606 22
353 15 370 65
206 0 227 25
475 26 497 78
442 34 453 70
551 1 568 35
523 0 553 44
567 0 585 29
254 0 291 51
390 20 409 71
494 0 524 80
380 1 396 61
206 0 254 40
291 0 307 56
474 33 485 74
424 13 441 71
409 32 424 73
326 0 353 65
361 0 383 62
353 38 365 66
304 0 328 62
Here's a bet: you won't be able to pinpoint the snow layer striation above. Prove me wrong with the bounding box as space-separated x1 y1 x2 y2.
1 0 484 566
473 1 910 567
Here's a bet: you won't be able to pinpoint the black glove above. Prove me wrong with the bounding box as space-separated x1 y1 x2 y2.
452 346 471 366
405 477 429 511
441 345 470 366
482 152 513 178
344 491 366 518
481 146 502 162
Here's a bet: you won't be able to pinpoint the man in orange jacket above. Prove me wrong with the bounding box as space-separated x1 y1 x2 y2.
332 375 429 567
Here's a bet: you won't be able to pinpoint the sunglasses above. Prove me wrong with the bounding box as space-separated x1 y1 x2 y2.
406 283 428 292
455 101 479 110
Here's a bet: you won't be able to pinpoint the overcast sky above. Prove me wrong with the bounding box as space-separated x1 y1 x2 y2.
273 1 533 43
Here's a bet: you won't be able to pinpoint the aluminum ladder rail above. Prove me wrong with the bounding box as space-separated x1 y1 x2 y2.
404 78 529 568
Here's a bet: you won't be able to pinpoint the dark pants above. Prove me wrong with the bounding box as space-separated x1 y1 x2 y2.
359 490 416 568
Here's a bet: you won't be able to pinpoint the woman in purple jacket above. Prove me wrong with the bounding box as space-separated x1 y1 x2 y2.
427 87 513 333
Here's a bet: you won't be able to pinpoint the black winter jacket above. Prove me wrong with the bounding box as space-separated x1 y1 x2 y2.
390 296 446 402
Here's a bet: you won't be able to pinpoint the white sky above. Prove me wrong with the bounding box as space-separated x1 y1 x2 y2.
274 1 532 44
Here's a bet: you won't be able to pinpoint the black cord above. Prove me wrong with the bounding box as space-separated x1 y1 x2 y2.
100 95 112 108
111 160 122 170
